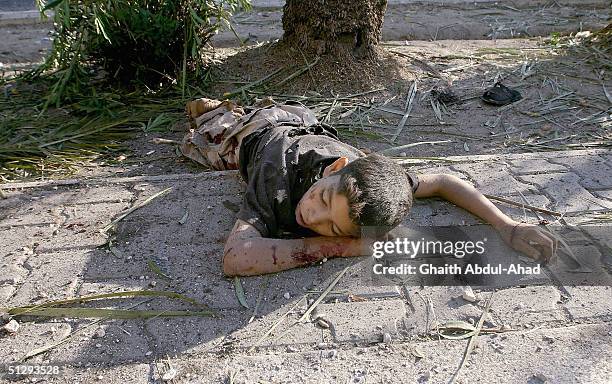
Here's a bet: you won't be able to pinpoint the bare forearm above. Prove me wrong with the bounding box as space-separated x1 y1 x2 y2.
223 236 365 276
435 175 516 229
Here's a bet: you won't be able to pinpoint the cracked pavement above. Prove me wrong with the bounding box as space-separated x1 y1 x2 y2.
1 149 611 383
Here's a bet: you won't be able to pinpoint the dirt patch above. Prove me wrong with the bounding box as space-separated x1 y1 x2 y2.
206 41 415 97
203 37 610 158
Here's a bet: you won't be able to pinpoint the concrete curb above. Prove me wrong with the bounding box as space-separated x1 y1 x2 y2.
0 10 52 26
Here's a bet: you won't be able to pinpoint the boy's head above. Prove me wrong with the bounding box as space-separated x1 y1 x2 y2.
295 153 414 237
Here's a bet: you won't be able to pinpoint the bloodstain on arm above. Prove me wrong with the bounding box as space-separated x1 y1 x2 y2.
224 218 363 276
290 239 356 265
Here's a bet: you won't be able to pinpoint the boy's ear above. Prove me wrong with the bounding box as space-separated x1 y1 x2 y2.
323 157 349 177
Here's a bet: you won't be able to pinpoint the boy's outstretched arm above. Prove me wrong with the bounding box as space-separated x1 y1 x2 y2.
415 174 556 262
223 219 367 276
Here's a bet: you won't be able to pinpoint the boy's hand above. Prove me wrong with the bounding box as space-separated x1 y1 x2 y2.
499 222 557 263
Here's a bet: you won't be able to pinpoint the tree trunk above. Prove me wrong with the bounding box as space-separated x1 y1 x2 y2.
282 0 388 58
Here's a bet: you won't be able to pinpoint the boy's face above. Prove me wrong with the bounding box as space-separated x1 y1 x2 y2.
295 157 359 237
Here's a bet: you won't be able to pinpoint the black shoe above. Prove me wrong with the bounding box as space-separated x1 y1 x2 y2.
481 83 522 106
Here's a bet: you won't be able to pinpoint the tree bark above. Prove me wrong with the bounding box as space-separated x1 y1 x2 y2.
282 0 388 58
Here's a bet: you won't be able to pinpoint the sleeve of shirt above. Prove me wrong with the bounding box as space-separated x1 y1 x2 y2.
236 155 290 238
236 202 269 238
236 172 274 238
406 171 419 194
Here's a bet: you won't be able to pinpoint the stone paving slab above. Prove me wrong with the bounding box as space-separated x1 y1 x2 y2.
44 323 610 384
0 149 610 382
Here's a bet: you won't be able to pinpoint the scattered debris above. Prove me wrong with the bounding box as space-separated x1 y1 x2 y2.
484 194 562 217
542 335 555 344
100 187 173 234
438 320 477 340
178 209 189 225
461 286 479 303
162 367 178 382
248 276 270 324
299 265 351 323
411 345 425 359
382 333 392 344
148 259 172 280
316 317 331 329
431 87 459 104
234 277 250 309
248 296 306 352
390 80 418 143
3 290 214 321
448 296 494 384
92 327 106 339
532 372 549 383
2 319 19 334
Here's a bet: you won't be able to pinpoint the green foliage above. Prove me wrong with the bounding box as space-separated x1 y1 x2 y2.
549 32 562 47
33 0 250 107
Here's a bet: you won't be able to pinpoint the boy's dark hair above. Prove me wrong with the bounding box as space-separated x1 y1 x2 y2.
337 153 414 231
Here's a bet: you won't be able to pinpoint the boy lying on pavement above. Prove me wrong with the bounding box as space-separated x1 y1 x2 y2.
181 98 556 276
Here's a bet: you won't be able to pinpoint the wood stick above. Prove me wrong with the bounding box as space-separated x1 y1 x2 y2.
484 194 562 217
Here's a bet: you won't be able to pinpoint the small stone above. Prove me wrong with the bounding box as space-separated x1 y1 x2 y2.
411 346 425 359
145 351 153 356
92 327 105 339
286 345 298 353
149 281 157 288
95 343 102 348
206 205 213 210
283 292 291 299
419 371 431 382
514 302 525 310
399 152 407 157
327 349 338 359
382 333 392 344
542 335 554 343
533 372 548 383
316 318 330 329
461 286 478 303
162 368 178 381
535 344 543 352
139 276 145 280
2 319 19 334
97 375 104 381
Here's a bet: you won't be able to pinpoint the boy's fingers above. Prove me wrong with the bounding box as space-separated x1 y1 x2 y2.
531 233 554 263
514 240 542 260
